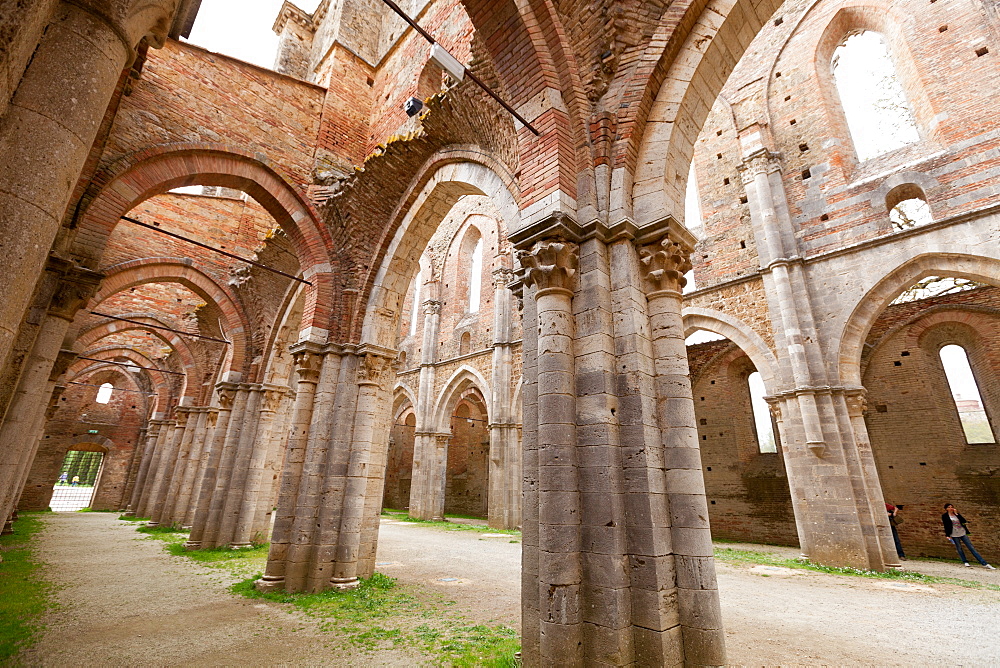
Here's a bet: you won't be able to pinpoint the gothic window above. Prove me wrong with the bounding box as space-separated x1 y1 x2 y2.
831 31 920 161
409 269 422 337
886 184 932 230
939 344 995 444
469 237 483 312
748 372 777 453
459 332 472 355
95 383 114 404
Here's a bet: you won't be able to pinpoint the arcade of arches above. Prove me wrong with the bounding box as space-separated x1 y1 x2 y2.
1 0 999 664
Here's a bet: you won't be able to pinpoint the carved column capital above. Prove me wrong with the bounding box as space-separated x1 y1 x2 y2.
517 238 578 294
357 353 392 386
261 386 287 412
844 389 868 417
738 149 783 184
50 349 79 382
292 349 323 383
205 408 220 428
173 406 192 426
637 233 692 296
492 267 517 289
216 382 239 410
422 299 442 315
48 263 104 321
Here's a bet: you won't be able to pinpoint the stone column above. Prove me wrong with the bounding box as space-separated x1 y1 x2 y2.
0 1 170 371
183 407 218 528
170 407 211 528
257 345 323 587
186 384 237 549
231 386 288 547
213 384 263 547
639 232 725 665
124 420 165 516
135 418 176 519
518 239 583 666
160 406 197 525
740 146 889 569
119 425 148 512
0 260 101 527
409 298 443 521
845 390 900 568
143 419 179 527
489 267 521 529
330 351 394 589
149 408 191 526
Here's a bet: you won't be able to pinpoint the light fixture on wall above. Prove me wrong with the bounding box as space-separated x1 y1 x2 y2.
403 96 423 117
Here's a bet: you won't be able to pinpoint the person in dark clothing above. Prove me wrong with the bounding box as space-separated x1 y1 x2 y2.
942 503 994 569
886 502 905 559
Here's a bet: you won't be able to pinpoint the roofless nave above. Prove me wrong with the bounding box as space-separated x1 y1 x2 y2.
2 0 999 664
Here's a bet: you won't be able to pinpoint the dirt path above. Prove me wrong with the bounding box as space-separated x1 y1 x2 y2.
18 513 1000 666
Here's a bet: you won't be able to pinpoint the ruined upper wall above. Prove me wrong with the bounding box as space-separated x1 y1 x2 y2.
690 0 1000 288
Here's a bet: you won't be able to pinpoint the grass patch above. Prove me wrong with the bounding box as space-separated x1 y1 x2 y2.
381 510 520 536
136 523 188 535
0 513 55 661
714 546 1000 590
233 572 520 664
118 514 149 522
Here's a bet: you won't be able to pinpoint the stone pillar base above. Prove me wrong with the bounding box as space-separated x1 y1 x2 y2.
183 540 201 550
254 575 285 593
330 577 360 590
145 521 160 528
230 542 253 549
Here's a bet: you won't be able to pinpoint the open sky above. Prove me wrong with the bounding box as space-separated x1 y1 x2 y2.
182 0 322 69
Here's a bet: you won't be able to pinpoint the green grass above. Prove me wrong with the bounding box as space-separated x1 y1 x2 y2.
714 546 1000 590
128 516 521 665
381 510 521 536
0 513 55 661
117 515 150 522
233 572 520 664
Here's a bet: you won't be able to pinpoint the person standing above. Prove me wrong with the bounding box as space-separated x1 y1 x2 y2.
886 502 905 559
942 503 995 569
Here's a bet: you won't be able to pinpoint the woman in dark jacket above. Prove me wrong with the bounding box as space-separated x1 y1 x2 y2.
942 503 994 569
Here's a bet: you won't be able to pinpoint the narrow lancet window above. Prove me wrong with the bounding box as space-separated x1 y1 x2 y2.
748 372 777 453
409 270 422 337
832 31 920 161
95 383 114 404
939 344 995 444
469 238 483 312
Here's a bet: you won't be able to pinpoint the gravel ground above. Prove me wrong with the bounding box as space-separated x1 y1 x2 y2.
18 513 1000 666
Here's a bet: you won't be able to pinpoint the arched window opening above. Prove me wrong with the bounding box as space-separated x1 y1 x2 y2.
832 31 920 161
886 184 932 230
748 372 777 453
891 276 985 305
459 332 472 355
468 238 483 312
685 329 726 346
409 269 422 337
95 383 114 404
939 345 995 444
51 449 106 511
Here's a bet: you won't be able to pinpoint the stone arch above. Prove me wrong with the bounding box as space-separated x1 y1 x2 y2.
630 0 785 227
92 258 249 377
260 283 308 388
69 144 337 339
838 252 1000 387
359 154 520 349
432 365 493 434
682 307 779 392
394 382 418 418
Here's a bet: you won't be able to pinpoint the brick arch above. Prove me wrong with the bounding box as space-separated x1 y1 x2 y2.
69 144 337 339
359 154 520 348
631 0 784 227
67 434 114 453
432 365 492 434
92 258 249 377
67 347 172 417
838 252 1000 387
76 315 199 400
683 307 779 392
